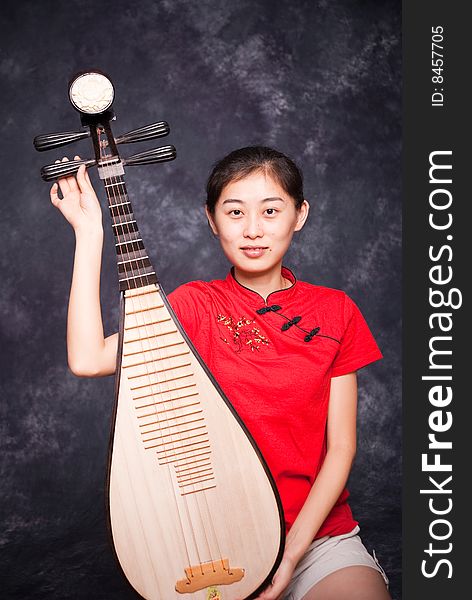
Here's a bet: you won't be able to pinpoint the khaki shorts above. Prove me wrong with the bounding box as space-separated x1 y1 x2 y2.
281 525 390 600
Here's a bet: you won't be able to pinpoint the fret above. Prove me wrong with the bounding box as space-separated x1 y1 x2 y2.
109 200 131 209
173 454 212 468
124 317 171 331
125 329 179 344
164 453 211 467
125 339 183 355
119 271 156 283
124 287 159 298
155 438 210 456
112 217 136 226
112 217 136 225
123 350 190 368
116 237 142 247
116 238 143 249
117 255 149 266
142 424 206 442
137 408 202 421
106 189 129 200
130 372 193 390
180 484 216 496
113 221 139 236
120 275 155 288
116 244 146 258
129 362 192 381
136 398 200 413
123 349 190 369
177 471 214 484
176 465 212 478
174 457 211 472
133 383 196 401
104 181 126 188
114 232 142 244
136 399 200 413
156 443 211 460
132 382 196 400
139 416 204 431
109 202 133 215
119 264 152 275
123 340 184 357
179 476 215 489
158 450 212 466
111 212 136 225
124 303 164 315
118 259 152 274
107 190 128 200
118 262 153 275
121 273 158 291
179 480 216 492
147 432 209 452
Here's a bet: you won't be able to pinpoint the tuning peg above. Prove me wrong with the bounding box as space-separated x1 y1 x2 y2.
123 145 176 167
33 130 91 152
115 121 170 145
40 158 97 182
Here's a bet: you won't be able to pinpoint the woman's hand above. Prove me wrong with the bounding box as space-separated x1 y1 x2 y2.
236 552 298 600
50 156 103 233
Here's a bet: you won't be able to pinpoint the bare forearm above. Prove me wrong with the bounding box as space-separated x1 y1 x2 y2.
67 226 106 374
50 161 117 377
284 445 356 564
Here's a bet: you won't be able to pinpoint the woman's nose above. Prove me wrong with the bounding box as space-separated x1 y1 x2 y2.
243 215 263 238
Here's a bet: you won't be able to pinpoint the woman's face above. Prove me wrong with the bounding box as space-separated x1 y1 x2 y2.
205 170 309 276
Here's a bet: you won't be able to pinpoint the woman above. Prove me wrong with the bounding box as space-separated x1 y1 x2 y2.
51 146 391 600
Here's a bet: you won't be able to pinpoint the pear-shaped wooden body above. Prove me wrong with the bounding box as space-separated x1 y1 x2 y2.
107 283 284 600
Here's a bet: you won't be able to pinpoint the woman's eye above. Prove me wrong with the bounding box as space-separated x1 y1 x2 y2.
265 208 277 215
229 209 242 216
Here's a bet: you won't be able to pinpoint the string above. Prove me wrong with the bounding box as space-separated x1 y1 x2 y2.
100 132 195 572
100 131 176 581
99 128 224 577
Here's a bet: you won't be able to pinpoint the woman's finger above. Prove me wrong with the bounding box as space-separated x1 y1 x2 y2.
50 183 60 208
76 163 95 195
84 166 92 186
56 158 71 195
74 155 94 190
63 156 79 193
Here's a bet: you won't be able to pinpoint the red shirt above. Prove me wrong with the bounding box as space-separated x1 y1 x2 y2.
167 265 383 539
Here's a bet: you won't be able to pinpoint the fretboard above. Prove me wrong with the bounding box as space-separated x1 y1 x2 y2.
102 172 158 291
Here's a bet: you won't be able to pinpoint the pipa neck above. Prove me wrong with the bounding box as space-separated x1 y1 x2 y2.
102 166 158 291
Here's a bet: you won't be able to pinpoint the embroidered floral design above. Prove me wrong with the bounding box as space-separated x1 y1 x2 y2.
217 313 270 352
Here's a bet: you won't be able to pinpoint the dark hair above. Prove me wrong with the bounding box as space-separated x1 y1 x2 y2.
205 146 304 215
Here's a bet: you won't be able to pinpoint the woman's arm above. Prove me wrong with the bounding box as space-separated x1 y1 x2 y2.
284 371 358 563
253 373 358 599
51 157 118 377
67 227 118 377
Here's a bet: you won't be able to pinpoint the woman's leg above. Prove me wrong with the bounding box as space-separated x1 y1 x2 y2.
301 565 392 600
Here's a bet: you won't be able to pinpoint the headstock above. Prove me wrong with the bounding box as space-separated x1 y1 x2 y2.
33 69 176 181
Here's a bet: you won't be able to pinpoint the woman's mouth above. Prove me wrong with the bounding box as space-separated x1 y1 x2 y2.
240 247 268 258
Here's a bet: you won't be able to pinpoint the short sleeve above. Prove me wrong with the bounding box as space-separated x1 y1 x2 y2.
330 293 383 377
166 282 209 341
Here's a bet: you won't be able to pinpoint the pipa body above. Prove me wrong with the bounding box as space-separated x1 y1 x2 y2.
108 282 285 599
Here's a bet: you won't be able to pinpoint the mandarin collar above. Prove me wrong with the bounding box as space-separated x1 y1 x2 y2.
224 265 298 308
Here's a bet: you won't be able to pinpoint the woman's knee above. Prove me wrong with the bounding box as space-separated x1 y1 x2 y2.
301 565 391 600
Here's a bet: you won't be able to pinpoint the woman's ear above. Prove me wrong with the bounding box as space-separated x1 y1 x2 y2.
294 199 310 232
205 205 219 237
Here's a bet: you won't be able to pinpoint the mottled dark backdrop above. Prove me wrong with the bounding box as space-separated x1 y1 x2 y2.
0 0 401 598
